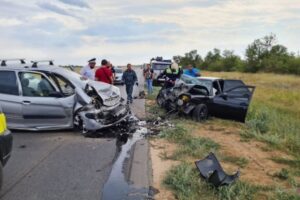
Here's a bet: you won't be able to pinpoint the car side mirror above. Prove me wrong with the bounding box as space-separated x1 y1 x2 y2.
49 91 63 98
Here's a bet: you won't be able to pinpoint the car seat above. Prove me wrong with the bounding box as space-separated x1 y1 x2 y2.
21 78 36 96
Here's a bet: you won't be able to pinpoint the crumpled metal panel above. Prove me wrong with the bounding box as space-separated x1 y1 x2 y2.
195 152 240 187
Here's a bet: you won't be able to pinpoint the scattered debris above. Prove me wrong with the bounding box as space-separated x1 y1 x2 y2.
195 152 240 187
148 186 160 196
19 145 26 149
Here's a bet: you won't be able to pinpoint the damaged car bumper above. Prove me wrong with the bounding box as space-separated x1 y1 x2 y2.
78 103 131 131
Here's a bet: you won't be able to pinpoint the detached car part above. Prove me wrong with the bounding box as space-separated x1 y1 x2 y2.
195 152 240 187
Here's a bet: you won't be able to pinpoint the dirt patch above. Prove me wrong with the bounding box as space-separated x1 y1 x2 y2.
150 138 178 200
146 99 156 106
191 123 292 187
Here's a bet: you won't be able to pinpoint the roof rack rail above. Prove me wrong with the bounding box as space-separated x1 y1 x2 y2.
0 58 26 66
31 60 54 68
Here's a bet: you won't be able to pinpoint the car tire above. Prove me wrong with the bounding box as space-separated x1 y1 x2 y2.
0 162 3 190
192 104 208 122
156 93 165 108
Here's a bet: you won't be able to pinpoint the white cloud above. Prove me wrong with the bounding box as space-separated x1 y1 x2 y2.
0 18 22 26
0 0 299 65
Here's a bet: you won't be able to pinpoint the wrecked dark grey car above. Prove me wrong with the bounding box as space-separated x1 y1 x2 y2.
157 74 255 122
0 60 130 135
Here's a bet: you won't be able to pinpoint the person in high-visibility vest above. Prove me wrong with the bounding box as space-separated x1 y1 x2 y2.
160 62 182 88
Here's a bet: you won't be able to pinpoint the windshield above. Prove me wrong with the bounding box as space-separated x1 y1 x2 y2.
180 74 212 91
115 68 123 73
151 63 170 70
55 68 88 89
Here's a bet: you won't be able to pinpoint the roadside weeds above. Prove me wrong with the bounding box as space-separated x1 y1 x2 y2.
146 84 300 200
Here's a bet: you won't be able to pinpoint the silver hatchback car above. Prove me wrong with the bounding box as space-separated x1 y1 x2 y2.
0 60 130 135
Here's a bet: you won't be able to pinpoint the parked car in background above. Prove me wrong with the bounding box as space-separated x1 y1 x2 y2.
0 59 131 136
0 105 13 190
113 67 124 85
150 57 172 86
157 74 255 122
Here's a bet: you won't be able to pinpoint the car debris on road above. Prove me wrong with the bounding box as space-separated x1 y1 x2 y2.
195 152 240 187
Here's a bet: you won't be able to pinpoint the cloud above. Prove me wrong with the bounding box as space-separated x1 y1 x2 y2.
0 0 299 65
0 18 22 26
58 0 90 8
37 2 76 17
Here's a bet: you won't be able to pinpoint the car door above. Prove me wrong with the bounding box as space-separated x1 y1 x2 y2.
212 80 255 122
19 71 75 129
0 70 23 128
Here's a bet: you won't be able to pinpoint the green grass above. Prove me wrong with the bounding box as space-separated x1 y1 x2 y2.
273 168 290 180
241 102 300 155
145 72 300 199
222 156 249 168
204 71 300 156
144 86 161 101
159 121 219 160
164 163 269 200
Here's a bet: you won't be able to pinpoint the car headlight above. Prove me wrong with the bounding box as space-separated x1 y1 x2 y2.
181 95 190 102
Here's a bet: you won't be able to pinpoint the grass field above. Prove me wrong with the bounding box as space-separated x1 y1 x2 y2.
146 71 300 200
203 71 300 156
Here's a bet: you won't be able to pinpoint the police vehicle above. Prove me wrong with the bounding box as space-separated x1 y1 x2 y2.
150 57 172 85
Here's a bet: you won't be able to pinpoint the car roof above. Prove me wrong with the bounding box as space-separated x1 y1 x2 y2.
151 60 172 64
0 64 62 72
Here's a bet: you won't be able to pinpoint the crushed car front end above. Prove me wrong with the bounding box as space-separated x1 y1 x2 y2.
76 100 131 132
72 79 132 134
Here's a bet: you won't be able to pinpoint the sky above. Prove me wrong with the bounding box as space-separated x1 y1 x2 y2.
0 0 299 66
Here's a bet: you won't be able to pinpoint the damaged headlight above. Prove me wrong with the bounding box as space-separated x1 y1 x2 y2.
177 95 190 106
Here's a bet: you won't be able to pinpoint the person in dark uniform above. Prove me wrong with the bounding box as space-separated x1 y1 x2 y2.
122 63 138 104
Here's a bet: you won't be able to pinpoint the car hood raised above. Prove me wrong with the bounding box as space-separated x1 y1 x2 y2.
87 81 121 106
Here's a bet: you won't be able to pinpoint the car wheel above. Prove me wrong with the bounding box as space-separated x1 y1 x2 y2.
192 104 208 122
156 93 165 108
0 162 3 190
73 114 89 136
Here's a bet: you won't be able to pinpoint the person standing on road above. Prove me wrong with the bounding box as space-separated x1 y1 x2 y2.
143 64 154 94
95 59 113 84
184 64 201 77
109 62 116 82
122 63 138 104
80 58 96 80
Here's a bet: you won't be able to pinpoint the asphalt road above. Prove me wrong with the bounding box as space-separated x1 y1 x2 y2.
0 67 148 200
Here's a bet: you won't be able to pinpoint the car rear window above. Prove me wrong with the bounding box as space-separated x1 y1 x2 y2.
0 71 19 95
152 64 170 70
115 69 122 73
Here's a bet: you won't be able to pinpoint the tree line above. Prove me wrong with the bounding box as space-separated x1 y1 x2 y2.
173 34 300 75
